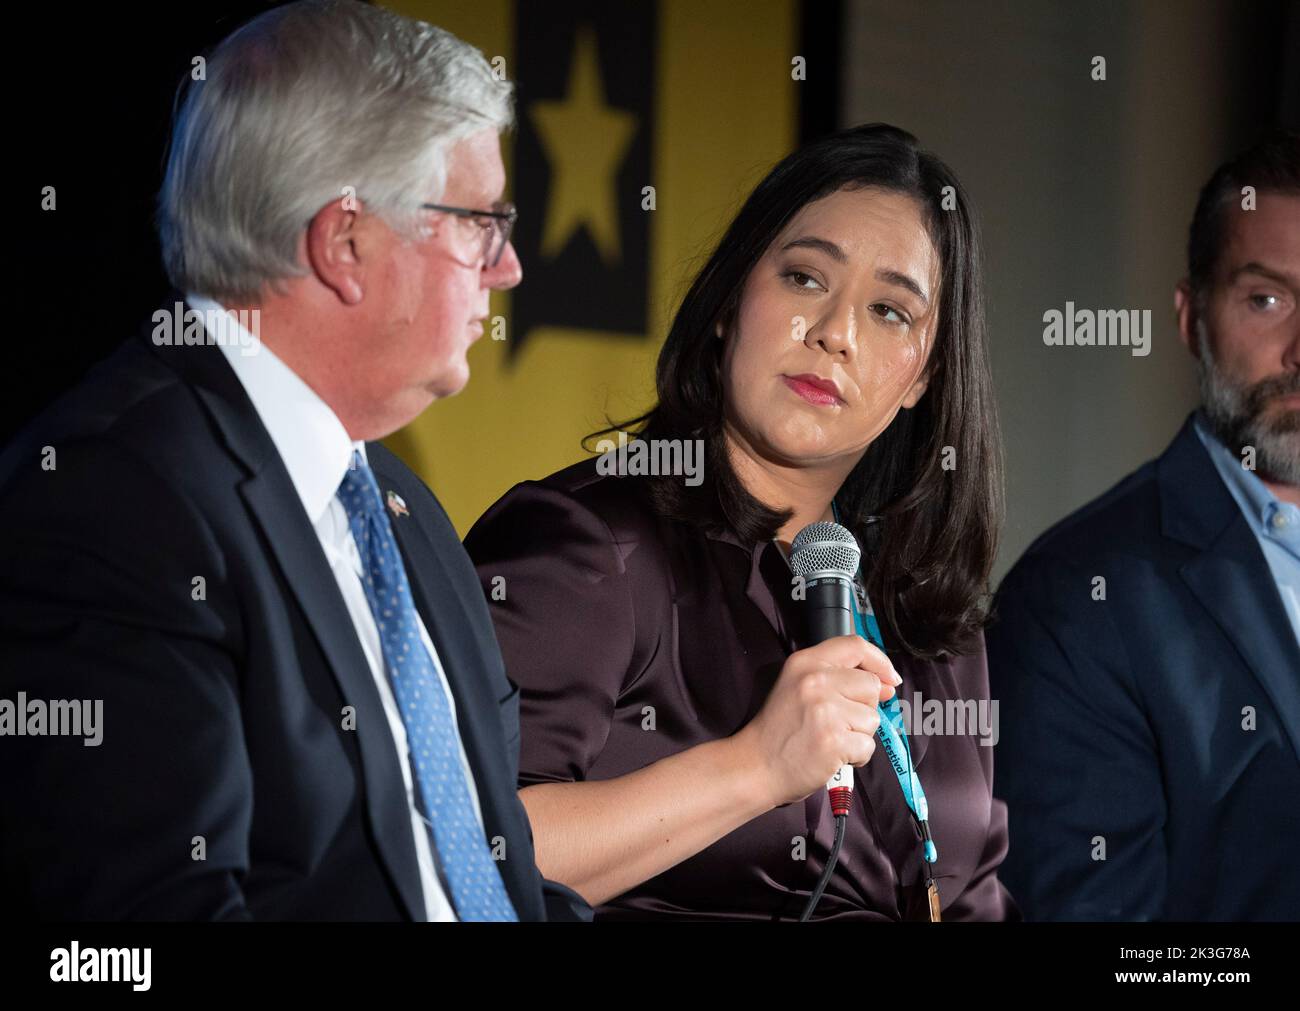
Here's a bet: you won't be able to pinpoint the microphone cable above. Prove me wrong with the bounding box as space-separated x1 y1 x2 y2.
799 813 847 921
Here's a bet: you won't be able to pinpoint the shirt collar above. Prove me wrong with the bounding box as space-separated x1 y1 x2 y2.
188 292 366 525
1193 409 1291 535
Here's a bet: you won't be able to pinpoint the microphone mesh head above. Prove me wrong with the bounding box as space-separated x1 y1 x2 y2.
789 521 861 578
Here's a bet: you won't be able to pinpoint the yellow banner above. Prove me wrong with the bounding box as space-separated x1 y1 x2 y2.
382 0 796 534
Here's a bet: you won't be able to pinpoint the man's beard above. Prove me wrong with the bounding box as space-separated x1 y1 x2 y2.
1197 324 1300 485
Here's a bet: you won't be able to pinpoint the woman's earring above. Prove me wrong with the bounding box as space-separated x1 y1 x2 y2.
715 321 725 340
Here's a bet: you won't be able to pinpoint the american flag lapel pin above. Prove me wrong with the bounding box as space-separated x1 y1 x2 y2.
386 490 409 518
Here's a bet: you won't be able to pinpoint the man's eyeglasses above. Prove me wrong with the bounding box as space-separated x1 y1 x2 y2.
419 200 517 267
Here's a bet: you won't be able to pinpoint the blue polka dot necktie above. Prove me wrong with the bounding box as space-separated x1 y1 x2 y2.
337 451 517 921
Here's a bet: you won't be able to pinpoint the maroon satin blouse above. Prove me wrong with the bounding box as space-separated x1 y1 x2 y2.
464 457 1017 921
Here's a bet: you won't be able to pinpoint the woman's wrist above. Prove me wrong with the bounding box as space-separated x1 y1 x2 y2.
718 726 779 817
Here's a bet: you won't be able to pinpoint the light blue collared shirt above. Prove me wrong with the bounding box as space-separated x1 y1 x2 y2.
1194 411 1300 651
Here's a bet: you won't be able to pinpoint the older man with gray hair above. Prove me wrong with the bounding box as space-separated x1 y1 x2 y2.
0 0 588 922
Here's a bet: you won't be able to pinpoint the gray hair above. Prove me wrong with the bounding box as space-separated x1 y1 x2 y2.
157 0 514 301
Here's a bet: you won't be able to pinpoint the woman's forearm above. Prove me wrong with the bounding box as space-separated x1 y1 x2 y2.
518 731 774 907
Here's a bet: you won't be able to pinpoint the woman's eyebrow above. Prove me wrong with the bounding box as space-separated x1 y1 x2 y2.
781 236 848 263
876 268 930 308
782 236 930 307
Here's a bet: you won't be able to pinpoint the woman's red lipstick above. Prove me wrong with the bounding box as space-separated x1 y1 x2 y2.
782 373 843 406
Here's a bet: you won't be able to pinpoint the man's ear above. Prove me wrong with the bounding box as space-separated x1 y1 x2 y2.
305 198 368 306
1174 279 1200 359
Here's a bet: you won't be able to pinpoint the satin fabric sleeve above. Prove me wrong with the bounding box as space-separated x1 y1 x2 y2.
463 480 637 787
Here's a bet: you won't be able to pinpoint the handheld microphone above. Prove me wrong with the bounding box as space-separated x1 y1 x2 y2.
790 519 940 922
789 521 861 818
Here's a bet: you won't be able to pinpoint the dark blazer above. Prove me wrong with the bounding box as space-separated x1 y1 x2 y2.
0 297 589 922
988 413 1300 920
464 458 1017 920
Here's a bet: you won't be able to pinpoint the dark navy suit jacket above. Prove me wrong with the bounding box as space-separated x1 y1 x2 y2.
0 297 590 921
988 414 1300 920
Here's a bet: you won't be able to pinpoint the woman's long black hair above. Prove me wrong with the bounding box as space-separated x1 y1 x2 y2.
588 123 1003 659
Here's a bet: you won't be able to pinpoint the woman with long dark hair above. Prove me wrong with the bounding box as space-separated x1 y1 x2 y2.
464 123 1015 920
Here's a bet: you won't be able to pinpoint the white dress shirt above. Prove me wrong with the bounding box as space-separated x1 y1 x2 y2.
190 293 482 921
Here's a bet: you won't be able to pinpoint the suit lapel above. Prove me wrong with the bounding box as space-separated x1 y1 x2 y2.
1180 521 1300 763
147 314 427 920
1162 415 1300 764
238 472 428 919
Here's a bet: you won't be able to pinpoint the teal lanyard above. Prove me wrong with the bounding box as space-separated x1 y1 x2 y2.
831 502 938 866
